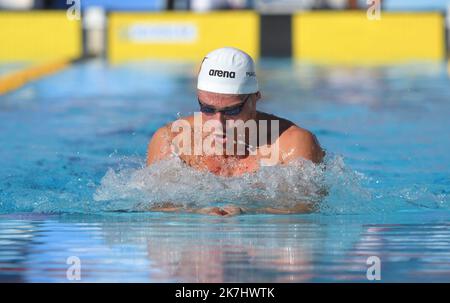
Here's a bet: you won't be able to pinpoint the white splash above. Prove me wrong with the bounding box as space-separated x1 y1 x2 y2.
93 154 377 214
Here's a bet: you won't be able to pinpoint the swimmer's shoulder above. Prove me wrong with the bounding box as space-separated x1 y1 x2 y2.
257 112 324 164
151 115 195 140
281 126 324 164
146 122 175 166
147 116 196 165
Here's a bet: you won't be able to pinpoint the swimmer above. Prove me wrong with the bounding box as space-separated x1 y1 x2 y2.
146 47 325 216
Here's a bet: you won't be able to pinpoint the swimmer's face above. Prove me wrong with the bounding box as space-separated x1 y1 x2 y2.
197 90 260 123
197 89 261 146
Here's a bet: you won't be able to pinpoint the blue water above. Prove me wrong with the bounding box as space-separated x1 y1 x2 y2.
0 59 449 282
382 0 450 11
0 62 30 78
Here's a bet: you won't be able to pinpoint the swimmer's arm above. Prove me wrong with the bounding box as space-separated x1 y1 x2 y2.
146 126 172 166
279 127 325 164
149 203 241 216
149 203 317 216
270 129 326 214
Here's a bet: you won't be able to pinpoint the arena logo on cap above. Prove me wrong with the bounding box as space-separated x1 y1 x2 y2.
208 69 236 79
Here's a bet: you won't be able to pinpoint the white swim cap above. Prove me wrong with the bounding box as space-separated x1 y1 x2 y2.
197 47 258 94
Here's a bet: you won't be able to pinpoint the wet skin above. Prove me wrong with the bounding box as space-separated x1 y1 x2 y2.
146 90 325 216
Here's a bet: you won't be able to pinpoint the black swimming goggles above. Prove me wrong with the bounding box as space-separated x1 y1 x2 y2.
198 94 251 116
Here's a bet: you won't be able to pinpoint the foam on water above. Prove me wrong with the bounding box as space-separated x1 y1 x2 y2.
1 61 449 216
92 153 449 215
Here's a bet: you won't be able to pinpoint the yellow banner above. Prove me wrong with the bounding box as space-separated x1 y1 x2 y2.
0 11 82 62
293 12 445 64
108 11 259 63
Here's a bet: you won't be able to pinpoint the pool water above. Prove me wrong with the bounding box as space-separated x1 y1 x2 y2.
0 62 30 78
0 59 449 282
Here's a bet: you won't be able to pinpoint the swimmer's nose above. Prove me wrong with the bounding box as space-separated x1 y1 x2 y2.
213 112 227 126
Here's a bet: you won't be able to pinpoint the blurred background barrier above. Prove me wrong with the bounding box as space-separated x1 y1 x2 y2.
254 0 349 13
0 0 449 65
107 11 259 63
292 12 446 64
0 59 69 95
0 11 82 62
80 0 165 11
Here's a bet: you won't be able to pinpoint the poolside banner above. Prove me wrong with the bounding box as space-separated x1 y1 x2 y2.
125 23 198 43
108 12 260 63
0 11 82 62
293 12 445 64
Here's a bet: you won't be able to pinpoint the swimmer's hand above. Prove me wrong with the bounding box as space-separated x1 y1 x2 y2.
148 202 316 216
194 205 243 217
148 203 243 217
192 203 315 216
